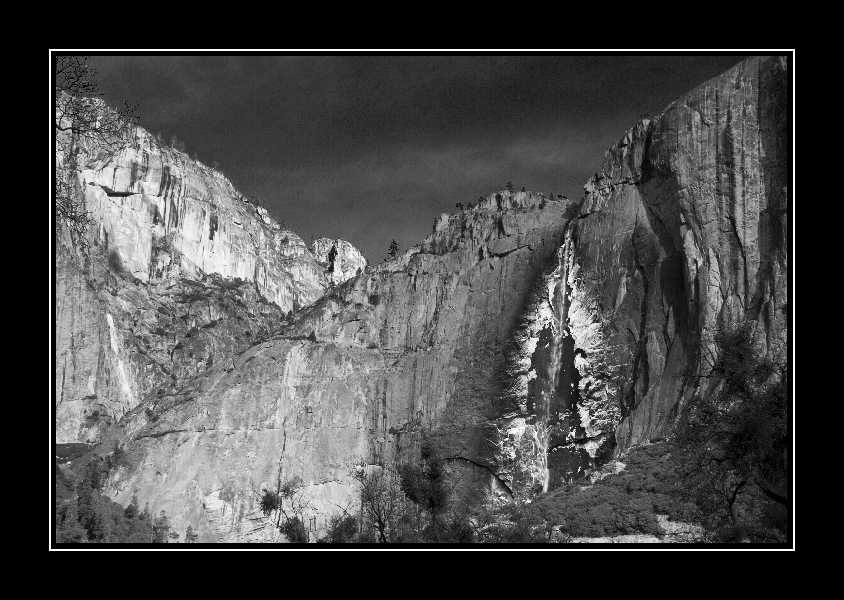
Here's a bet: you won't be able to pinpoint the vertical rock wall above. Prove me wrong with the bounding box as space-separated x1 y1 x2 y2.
105 192 577 540
56 117 364 443
567 55 788 450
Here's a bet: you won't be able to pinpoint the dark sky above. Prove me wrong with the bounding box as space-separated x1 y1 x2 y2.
87 54 747 263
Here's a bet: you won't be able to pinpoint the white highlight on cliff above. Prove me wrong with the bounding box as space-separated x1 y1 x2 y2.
106 312 134 410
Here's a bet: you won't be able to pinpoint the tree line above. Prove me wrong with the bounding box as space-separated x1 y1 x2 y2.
55 450 198 544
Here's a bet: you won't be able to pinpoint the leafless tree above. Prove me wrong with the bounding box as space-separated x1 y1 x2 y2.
54 55 138 248
349 460 407 543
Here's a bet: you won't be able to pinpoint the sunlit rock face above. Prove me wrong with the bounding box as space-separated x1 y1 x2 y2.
55 244 289 444
73 128 326 311
310 238 368 285
566 55 789 451
55 119 329 443
105 191 578 541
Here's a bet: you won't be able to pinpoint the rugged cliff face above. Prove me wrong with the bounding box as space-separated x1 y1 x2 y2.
310 238 368 285
55 252 289 444
72 127 326 310
564 55 789 451
56 55 789 542
103 191 578 541
55 121 364 443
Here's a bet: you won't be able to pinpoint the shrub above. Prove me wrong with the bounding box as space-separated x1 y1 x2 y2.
280 516 308 543
259 489 279 515
673 322 788 541
317 514 358 544
520 442 704 540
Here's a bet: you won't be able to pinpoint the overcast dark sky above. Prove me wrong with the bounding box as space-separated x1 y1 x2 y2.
87 54 747 263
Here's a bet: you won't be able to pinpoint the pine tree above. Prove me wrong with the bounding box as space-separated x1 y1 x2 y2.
398 438 451 532
388 240 399 259
185 525 198 543
125 492 139 519
58 497 87 543
152 510 171 543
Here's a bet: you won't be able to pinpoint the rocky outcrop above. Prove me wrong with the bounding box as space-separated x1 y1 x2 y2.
564 55 788 450
310 238 368 285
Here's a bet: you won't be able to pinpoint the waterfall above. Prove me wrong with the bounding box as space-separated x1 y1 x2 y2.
502 216 595 495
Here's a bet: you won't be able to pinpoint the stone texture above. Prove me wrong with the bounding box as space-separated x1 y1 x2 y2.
564 55 789 451
55 246 288 443
73 128 326 311
104 191 578 541
310 238 368 285
55 118 365 443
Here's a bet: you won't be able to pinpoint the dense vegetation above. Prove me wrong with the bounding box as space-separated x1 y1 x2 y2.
671 322 788 542
54 449 197 544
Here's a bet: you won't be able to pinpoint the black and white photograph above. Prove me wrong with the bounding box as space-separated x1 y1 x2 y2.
51 51 793 548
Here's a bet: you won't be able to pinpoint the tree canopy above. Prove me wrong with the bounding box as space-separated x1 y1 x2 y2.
673 322 788 541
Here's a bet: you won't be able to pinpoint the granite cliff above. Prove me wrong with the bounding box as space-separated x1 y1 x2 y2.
55 122 363 443
55 55 789 542
101 191 579 541
567 55 789 451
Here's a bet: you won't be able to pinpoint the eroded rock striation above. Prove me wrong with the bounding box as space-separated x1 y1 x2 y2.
563 55 789 451
72 128 325 310
55 120 364 443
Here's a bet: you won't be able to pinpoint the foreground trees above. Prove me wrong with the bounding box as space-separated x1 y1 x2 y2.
316 438 479 543
55 458 189 543
673 322 789 541
258 472 314 543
